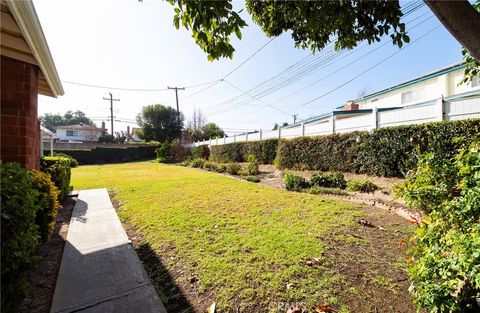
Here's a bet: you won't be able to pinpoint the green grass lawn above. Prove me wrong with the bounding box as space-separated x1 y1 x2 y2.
72 161 415 313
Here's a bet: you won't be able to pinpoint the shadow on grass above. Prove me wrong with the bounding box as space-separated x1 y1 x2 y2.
134 241 194 313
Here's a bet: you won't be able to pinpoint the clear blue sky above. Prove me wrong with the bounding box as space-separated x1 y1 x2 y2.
35 0 463 134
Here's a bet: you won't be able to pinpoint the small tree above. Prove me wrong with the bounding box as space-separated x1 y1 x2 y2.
202 122 225 140
136 104 184 142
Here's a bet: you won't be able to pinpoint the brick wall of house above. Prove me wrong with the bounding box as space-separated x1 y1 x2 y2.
1 56 40 170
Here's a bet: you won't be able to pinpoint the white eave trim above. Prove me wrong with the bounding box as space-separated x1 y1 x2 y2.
40 125 54 136
6 0 64 97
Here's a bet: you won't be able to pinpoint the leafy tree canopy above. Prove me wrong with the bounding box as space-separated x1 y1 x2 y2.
40 110 95 132
166 0 480 82
202 122 225 139
169 0 407 61
136 104 184 142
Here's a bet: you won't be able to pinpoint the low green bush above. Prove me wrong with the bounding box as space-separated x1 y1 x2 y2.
210 139 279 164
53 152 78 167
396 138 480 312
225 163 242 175
178 160 191 167
242 175 261 183
155 142 173 163
276 119 480 177
306 186 348 196
40 156 71 201
283 173 310 191
190 157 205 168
310 171 347 189
204 161 216 170
1 163 40 313
30 170 60 241
346 179 378 193
245 154 259 176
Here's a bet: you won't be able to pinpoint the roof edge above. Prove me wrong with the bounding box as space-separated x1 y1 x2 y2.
343 62 465 106
6 0 64 97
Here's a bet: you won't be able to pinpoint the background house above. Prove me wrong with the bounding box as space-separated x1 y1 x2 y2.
342 62 480 110
1 0 64 169
55 124 103 142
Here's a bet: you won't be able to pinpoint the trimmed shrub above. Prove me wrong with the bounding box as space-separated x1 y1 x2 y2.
276 119 480 177
190 157 205 168
204 161 216 170
49 145 159 165
346 179 379 193
310 171 347 189
283 173 310 191
156 142 173 163
216 163 227 173
245 154 259 176
396 138 480 312
242 175 261 183
30 170 60 241
225 163 242 175
40 156 71 201
53 152 78 167
1 163 40 313
210 139 279 164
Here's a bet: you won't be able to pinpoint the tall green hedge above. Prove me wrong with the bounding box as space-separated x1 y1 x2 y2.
48 145 158 165
210 139 279 164
275 119 480 177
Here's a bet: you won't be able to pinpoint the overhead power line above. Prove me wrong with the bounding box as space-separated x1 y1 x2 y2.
202 4 430 117
61 79 222 92
300 25 441 107
181 38 277 100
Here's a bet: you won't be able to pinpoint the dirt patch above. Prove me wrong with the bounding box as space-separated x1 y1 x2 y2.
322 205 416 312
21 197 77 313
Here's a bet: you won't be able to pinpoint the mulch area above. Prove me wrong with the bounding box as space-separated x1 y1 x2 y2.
21 197 77 313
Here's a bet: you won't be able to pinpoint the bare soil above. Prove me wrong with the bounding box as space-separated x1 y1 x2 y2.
21 197 77 313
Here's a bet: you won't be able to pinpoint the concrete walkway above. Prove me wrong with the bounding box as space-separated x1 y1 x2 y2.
50 189 166 313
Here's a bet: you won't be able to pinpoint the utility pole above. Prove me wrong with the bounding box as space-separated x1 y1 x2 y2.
293 114 298 124
168 86 185 142
103 92 120 135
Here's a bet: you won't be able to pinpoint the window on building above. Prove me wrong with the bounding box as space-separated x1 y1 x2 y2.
66 130 79 137
472 76 480 88
401 88 425 105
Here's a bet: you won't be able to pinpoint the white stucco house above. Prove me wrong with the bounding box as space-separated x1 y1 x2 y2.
277 61 480 138
55 124 103 142
341 62 480 111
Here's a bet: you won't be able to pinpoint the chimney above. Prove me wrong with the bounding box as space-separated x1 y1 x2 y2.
101 121 106 135
127 125 130 136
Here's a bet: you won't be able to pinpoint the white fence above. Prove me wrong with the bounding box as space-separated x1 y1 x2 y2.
186 93 480 148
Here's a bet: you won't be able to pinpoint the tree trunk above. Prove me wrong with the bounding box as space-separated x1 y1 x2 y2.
424 0 480 61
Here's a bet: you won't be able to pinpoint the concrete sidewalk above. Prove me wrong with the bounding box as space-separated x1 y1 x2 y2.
50 189 166 313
